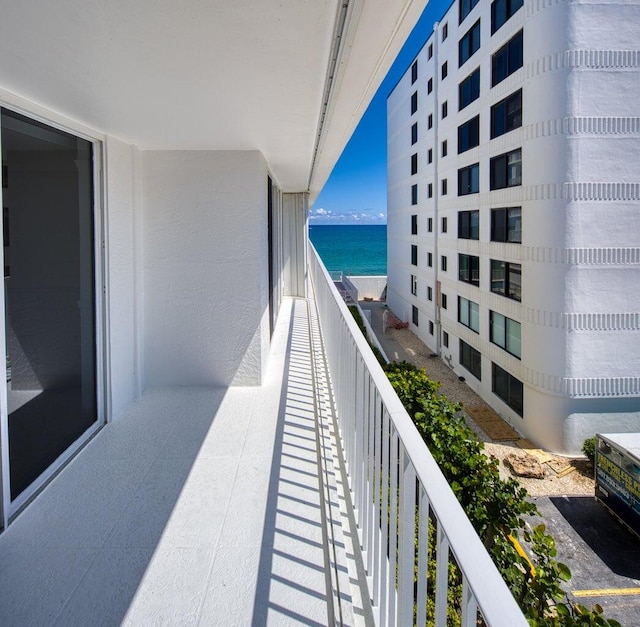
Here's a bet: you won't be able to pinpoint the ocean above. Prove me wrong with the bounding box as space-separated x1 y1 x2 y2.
309 224 387 275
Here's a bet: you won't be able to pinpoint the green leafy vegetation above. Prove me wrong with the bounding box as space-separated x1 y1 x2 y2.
582 436 596 467
382 361 620 626
347 305 387 366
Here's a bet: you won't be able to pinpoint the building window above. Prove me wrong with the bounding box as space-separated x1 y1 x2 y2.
442 140 448 157
460 0 479 23
458 163 480 195
442 101 448 119
441 255 448 272
428 183 433 198
491 207 521 243
411 244 418 266
428 217 433 232
492 30 523 87
413 305 419 326
458 210 479 240
442 22 448 41
441 293 448 309
442 216 448 233
459 254 480 286
458 296 480 332
428 43 433 59
490 311 521 358
411 91 418 114
459 20 481 67
411 152 418 175
411 122 418 144
429 320 434 335
428 78 433 94
491 89 522 139
411 60 418 84
442 61 448 80
492 0 524 34
428 148 433 164
428 286 433 301
411 274 418 296
460 340 482 380
490 148 521 189
442 179 448 195
428 114 433 129
428 252 433 267
458 115 480 153
411 213 418 235
411 183 418 205
490 260 521 301
492 363 523 416
443 331 449 348
459 68 480 110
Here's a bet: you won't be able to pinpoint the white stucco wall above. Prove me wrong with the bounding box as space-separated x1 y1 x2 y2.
346 276 388 301
105 136 141 418
142 150 270 387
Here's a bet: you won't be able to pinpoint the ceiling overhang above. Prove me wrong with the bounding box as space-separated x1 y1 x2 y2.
0 0 427 196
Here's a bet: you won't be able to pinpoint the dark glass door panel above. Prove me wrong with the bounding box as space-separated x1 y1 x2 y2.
1 108 97 500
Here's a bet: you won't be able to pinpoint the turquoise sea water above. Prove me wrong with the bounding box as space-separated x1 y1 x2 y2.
309 224 387 275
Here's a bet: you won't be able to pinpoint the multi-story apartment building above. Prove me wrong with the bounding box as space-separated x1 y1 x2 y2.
387 0 640 454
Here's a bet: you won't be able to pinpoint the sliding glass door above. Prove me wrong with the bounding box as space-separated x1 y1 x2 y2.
0 108 102 519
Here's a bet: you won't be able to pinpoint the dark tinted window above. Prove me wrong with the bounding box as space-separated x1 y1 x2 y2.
492 31 523 86
492 0 524 34
458 210 479 239
458 163 480 195
459 68 480 110
460 340 482 380
460 0 480 24
492 363 523 415
458 115 480 153
491 89 522 138
459 20 481 67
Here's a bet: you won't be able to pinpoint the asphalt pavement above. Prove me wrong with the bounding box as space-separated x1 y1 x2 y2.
531 496 640 626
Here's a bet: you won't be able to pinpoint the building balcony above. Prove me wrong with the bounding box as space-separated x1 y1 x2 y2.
0 246 526 626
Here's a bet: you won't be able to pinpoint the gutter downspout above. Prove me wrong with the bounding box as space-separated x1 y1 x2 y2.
432 22 442 357
307 0 354 192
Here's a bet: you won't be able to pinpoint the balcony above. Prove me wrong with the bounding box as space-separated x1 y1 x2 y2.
0 246 526 626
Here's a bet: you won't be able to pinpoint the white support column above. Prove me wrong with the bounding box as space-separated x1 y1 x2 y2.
282 192 308 298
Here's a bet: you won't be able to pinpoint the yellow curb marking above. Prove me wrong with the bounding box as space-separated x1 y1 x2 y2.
508 534 536 576
573 588 640 598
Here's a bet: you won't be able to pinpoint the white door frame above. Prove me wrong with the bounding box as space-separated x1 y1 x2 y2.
0 97 109 528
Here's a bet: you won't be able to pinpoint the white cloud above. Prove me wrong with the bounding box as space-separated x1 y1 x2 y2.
309 206 386 224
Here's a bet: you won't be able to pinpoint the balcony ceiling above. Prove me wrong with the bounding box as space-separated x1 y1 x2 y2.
0 0 426 197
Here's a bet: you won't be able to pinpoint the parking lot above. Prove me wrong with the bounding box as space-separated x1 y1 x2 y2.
532 496 640 626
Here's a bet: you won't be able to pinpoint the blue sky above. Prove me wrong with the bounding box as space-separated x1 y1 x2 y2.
310 0 450 225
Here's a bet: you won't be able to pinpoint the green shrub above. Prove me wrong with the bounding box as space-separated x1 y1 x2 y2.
383 361 620 626
582 436 596 466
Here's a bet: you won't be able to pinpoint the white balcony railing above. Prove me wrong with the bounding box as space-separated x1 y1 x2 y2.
308 243 528 627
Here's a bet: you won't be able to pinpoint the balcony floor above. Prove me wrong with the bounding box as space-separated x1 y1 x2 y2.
0 298 366 626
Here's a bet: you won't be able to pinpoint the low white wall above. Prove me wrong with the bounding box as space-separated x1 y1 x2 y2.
358 306 389 363
565 412 640 455
142 150 269 387
347 275 387 301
